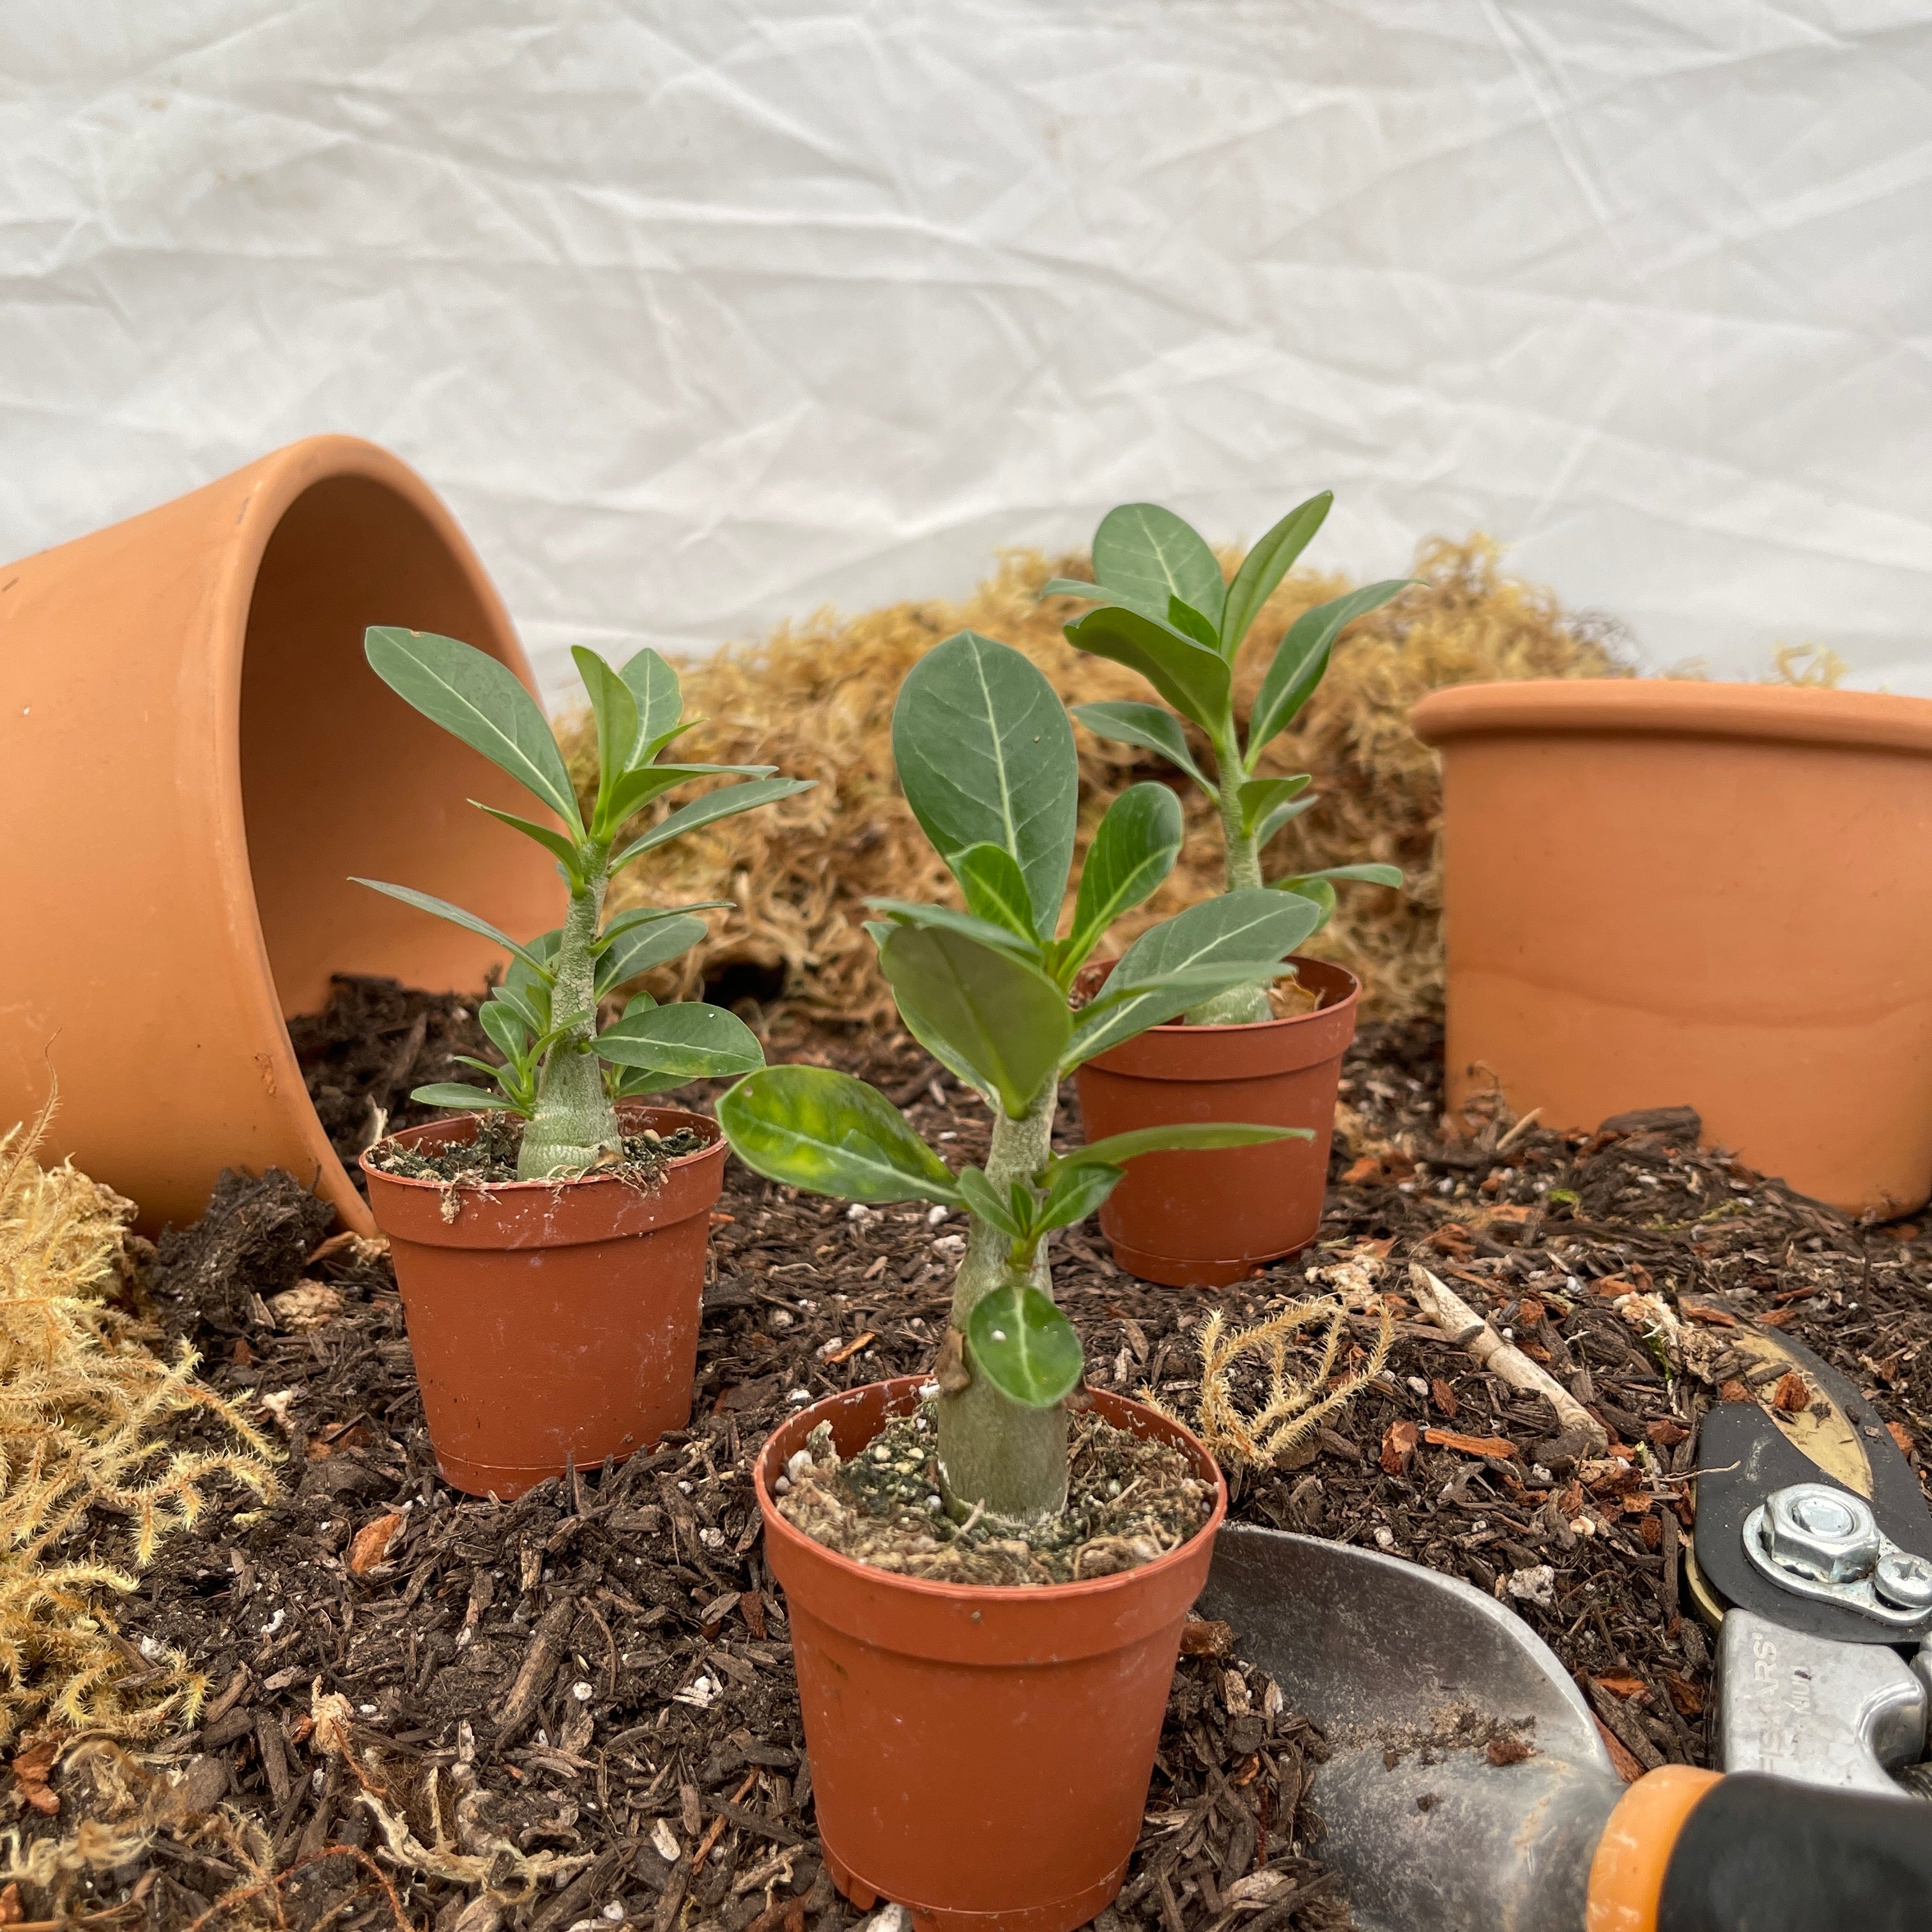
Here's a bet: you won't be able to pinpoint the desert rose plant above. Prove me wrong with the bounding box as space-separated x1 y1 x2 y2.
356 628 809 1177
1048 494 1407 1020
719 631 1323 1521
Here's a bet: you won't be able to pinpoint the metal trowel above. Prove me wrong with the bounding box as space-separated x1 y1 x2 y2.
1206 1484 1932 1929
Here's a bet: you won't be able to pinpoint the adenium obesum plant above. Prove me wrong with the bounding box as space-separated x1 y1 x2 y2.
1049 494 1408 1022
719 632 1324 1522
356 628 810 1179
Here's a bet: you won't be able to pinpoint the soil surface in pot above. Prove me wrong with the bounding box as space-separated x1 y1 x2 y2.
20 1009 1932 1930
777 1400 1213 1583
364 1110 708 1186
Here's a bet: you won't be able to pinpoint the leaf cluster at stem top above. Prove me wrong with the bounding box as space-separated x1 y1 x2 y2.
352 627 811 1160
1045 495 1411 920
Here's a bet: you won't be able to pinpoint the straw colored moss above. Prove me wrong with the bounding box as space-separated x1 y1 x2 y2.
0 1097 278 1747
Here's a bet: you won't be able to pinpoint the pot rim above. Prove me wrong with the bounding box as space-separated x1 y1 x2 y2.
754 1375 1229 1609
1079 953 1360 1038
1410 677 1932 757
359 1101 723 1196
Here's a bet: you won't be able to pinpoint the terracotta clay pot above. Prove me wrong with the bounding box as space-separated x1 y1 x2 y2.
1073 956 1359 1287
1411 679 1932 1217
756 1377 1227 1932
361 1105 724 1498
0 436 564 1234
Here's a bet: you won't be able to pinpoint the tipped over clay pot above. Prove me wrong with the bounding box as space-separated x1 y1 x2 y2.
755 1377 1227 1932
0 437 564 1232
1411 678 1932 1217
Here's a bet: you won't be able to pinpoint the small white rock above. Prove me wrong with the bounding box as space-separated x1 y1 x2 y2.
1506 1563 1557 1608
847 1202 873 1222
571 1681 594 1701
1374 1527 1397 1551
1406 1376 1429 1397
927 1206 949 1225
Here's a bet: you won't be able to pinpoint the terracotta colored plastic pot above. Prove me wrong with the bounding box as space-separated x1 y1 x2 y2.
755 1377 1227 1932
0 436 564 1234
1073 956 1359 1287
1411 679 1932 1217
361 1105 724 1497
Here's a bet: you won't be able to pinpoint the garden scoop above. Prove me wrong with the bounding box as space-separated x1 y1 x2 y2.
1202 1521 1932 1931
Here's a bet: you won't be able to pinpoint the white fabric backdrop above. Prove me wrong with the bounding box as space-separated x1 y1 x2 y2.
3 1 1928 703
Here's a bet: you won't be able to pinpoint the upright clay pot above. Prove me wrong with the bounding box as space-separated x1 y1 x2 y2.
1075 956 1359 1287
1411 680 1932 1217
756 1377 1227 1932
0 436 564 1234
361 1105 724 1498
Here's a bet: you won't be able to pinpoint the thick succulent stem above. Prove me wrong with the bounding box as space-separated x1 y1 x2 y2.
936 1096 1068 1522
1186 728 1273 1025
516 859 624 1179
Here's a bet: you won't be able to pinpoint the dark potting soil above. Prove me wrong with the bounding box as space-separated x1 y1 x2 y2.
16 1011 1932 1931
288 974 494 1186
776 1402 1214 1584
364 1114 708 1188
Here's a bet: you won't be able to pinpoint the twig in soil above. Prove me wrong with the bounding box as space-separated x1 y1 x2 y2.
1409 1264 1607 1454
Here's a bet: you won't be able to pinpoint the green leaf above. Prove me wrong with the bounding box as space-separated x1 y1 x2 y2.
618 647 684 752
891 631 1078 935
1061 1121 1307 1170
1277 877 1335 930
594 1001 765 1080
352 879 549 972
1246 580 1411 759
1039 576 1106 602
1275 862 1403 890
473 802 586 882
1255 794 1317 847
878 923 1070 1117
1165 596 1221 651
1068 700 1213 793
479 999 531 1064
1092 503 1227 631
364 627 582 834
594 913 709 995
491 977 548 1035
956 1166 1025 1239
717 1066 960 1203
573 647 643 813
1064 604 1232 735
1034 1162 1122 1235
1061 783 1183 976
410 1082 525 1113
594 903 729 948
955 843 1039 944
1236 775 1312 838
1064 889 1322 1066
601 762 777 832
1220 493 1333 657
966 1284 1084 1409
866 898 1040 962
609 776 815 873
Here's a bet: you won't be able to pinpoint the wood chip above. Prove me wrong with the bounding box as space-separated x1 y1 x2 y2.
1379 1420 1419 1474
348 1510 406 1575
1423 1427 1518 1460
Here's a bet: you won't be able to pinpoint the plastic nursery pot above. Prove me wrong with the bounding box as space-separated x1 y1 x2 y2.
0 436 564 1235
360 1104 725 1498
1411 679 1932 1218
755 1376 1227 1932
1073 955 1360 1288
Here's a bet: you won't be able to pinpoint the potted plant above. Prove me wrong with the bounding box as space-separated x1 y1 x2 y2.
718 629 1312 1930
1046 494 1411 1284
353 625 809 1496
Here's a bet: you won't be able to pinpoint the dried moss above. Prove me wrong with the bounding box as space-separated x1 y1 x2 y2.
559 534 1629 1027
0 1096 279 1747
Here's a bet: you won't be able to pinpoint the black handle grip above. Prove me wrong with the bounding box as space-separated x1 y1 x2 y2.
1659 1772 1932 1931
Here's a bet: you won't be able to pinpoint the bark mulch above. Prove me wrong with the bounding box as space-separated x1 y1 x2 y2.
10 1015 1929 1931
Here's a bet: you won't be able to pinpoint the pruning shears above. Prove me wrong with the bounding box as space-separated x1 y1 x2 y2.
1202 1327 1932 1931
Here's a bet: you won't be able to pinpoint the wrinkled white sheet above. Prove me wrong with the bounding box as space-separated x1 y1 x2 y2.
3 1 1928 703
